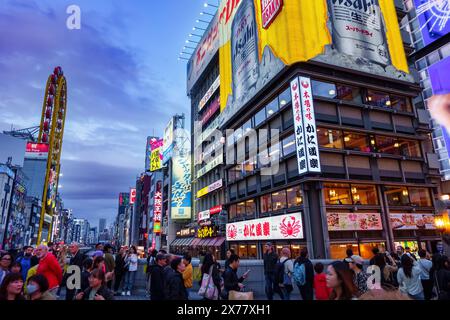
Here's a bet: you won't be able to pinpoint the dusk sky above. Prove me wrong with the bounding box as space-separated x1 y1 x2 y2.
0 0 216 228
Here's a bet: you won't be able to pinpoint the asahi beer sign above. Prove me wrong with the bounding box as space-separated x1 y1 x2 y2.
261 0 283 29
327 0 391 66
226 213 304 241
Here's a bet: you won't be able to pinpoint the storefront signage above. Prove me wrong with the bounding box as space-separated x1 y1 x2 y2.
171 155 192 220
197 179 223 198
226 213 304 241
196 154 223 179
261 0 283 29
327 212 383 231
198 76 220 111
130 188 136 205
198 205 223 222
201 97 220 125
290 77 308 175
153 181 163 234
178 228 196 237
197 225 218 239
390 214 436 230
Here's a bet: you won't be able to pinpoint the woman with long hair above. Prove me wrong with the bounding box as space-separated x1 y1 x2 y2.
75 268 114 300
122 245 138 296
0 272 25 301
397 254 424 300
199 252 222 300
326 261 358 300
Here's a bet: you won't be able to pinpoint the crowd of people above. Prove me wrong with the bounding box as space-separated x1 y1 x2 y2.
1 241 450 301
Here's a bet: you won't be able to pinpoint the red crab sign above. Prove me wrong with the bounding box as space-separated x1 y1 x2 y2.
226 213 304 241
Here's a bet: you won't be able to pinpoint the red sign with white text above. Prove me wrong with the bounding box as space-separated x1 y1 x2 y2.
130 188 136 204
261 0 283 29
25 143 49 159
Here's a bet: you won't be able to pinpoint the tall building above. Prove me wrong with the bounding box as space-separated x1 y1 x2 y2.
185 0 442 260
99 218 106 233
73 219 90 245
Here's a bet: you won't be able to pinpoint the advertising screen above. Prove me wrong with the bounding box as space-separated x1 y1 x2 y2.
211 0 411 129
413 0 450 46
171 155 192 220
25 143 49 160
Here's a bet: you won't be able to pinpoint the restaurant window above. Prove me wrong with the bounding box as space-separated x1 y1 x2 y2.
375 136 400 155
336 84 362 103
245 199 256 216
254 107 266 127
350 185 378 205
324 183 352 205
398 139 422 158
236 202 246 217
279 87 292 108
238 244 248 259
386 186 410 206
229 204 237 220
409 188 432 207
318 128 343 149
272 190 287 210
330 244 360 259
282 134 295 156
343 132 371 152
391 95 412 112
359 243 386 259
260 193 272 213
287 186 303 208
266 97 279 117
312 80 337 99
366 90 391 107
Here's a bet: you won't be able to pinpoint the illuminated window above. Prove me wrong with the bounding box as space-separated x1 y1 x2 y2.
236 202 246 216
287 186 303 208
409 188 432 207
336 84 361 103
359 243 386 259
278 87 292 108
312 80 337 99
366 90 391 107
266 98 279 117
318 128 343 149
343 132 371 152
229 205 237 220
245 199 256 215
375 136 400 155
272 190 287 210
260 194 272 213
390 95 412 112
385 187 409 206
350 184 378 205
329 244 359 259
324 183 352 205
397 139 422 158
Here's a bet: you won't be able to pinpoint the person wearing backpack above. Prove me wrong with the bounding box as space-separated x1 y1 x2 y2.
293 247 314 300
263 242 280 300
276 247 294 300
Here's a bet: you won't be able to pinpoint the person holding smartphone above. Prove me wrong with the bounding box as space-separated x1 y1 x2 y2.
222 254 249 299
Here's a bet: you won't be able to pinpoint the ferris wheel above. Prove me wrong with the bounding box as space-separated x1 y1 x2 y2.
36 67 68 244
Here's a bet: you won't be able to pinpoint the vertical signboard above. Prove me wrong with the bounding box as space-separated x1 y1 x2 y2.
162 120 174 163
150 139 164 171
153 181 162 234
130 188 136 205
299 77 321 173
290 77 308 175
171 155 192 220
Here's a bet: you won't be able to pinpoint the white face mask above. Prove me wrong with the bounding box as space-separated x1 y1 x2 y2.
27 284 39 295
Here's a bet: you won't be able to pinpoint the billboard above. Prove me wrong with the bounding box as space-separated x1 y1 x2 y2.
150 138 164 171
413 0 450 46
162 120 175 163
171 155 192 220
213 0 411 129
390 214 436 230
187 13 220 92
130 188 136 205
429 57 450 157
327 212 383 231
226 212 304 241
153 181 163 235
25 143 49 160
119 193 129 206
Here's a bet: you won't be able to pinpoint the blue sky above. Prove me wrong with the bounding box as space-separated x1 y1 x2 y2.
0 0 217 228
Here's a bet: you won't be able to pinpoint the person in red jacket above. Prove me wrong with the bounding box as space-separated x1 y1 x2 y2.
35 245 62 296
313 262 332 300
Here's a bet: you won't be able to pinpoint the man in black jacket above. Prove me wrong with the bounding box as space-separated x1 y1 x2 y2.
150 253 168 300
164 257 188 300
65 242 86 301
223 254 248 299
263 242 279 300
294 247 314 300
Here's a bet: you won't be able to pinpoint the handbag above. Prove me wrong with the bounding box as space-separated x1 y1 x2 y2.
229 290 254 300
198 266 219 300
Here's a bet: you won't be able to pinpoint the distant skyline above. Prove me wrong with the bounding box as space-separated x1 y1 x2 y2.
0 0 214 226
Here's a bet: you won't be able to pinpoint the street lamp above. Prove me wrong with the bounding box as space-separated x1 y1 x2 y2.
204 3 218 8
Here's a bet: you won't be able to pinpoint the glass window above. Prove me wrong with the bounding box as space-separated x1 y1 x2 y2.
350 185 378 205
366 90 391 107
248 244 257 258
278 87 292 108
238 244 248 259
391 95 412 112
266 98 279 117
243 119 252 133
330 244 359 259
359 243 386 259
385 187 410 206
254 108 266 127
343 132 371 152
260 194 272 213
336 84 361 103
375 136 400 155
245 199 256 215
318 128 343 149
282 134 296 156
236 202 246 216
324 183 352 205
397 139 422 158
409 188 432 207
312 80 337 99
272 190 287 210
242 160 255 175
287 186 303 208
229 205 237 220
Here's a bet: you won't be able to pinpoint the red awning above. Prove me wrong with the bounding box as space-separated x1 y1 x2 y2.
211 237 226 247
